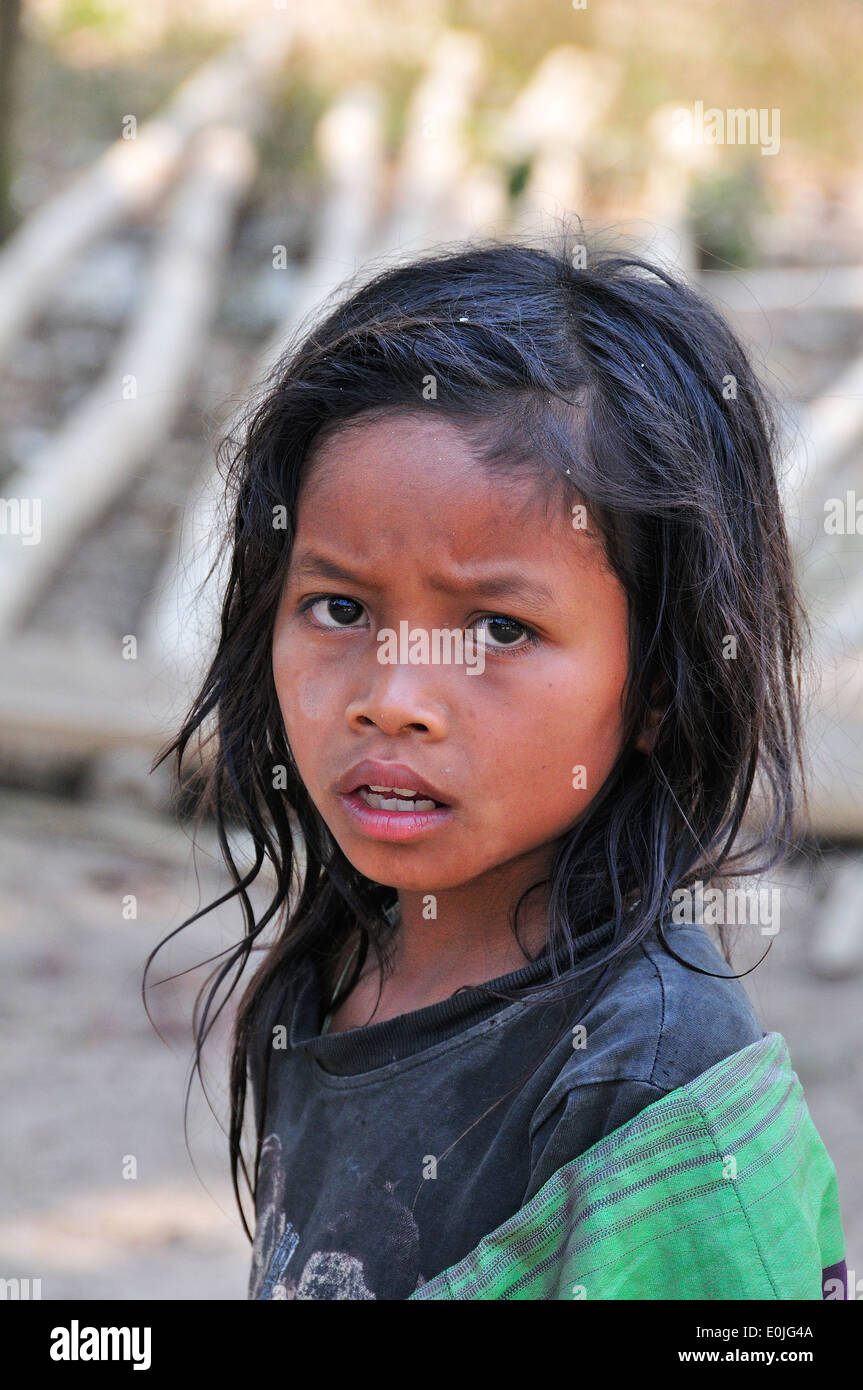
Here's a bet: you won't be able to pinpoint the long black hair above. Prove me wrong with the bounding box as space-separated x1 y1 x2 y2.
144 225 810 1240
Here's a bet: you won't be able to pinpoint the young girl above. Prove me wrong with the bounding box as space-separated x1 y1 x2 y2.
149 231 846 1300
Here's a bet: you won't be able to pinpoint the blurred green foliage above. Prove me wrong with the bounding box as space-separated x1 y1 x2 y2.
50 0 127 37
687 162 769 270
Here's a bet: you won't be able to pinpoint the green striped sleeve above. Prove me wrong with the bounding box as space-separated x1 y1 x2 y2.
409 1033 845 1300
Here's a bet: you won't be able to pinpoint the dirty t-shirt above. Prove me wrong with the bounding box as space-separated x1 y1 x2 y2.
246 917 763 1300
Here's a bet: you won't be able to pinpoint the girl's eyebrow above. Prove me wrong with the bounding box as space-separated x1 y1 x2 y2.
288 548 557 609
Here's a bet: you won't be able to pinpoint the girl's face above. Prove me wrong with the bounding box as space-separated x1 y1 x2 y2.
272 411 633 900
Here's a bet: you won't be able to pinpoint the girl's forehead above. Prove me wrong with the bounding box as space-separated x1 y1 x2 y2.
299 496 551 581
300 411 564 524
305 410 484 479
292 470 609 593
293 411 613 582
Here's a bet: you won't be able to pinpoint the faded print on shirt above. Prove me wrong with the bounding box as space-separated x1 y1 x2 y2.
248 1134 427 1300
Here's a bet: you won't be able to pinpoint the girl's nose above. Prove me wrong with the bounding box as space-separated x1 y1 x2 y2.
344 658 449 739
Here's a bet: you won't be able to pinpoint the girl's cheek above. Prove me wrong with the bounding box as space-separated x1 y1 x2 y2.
295 671 331 723
273 662 332 733
272 619 313 720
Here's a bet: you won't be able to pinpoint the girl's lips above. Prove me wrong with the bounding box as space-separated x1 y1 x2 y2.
337 788 454 842
337 760 451 806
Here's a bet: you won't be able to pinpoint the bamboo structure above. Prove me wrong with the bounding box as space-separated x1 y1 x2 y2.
0 125 258 636
0 33 860 870
0 17 297 360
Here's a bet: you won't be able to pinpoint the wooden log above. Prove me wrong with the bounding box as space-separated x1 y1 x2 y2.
149 31 490 699
809 553 863 659
636 100 723 278
700 265 863 315
808 853 863 979
0 636 172 757
446 163 508 242
505 47 619 241
803 652 863 836
373 30 486 253
781 352 863 546
697 282 863 800
144 84 387 694
0 125 258 637
698 273 863 674
259 83 387 358
0 16 296 358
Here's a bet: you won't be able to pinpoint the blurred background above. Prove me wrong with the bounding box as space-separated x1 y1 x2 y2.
0 0 862 1300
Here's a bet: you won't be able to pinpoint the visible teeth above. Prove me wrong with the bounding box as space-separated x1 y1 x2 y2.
359 786 438 812
368 784 419 796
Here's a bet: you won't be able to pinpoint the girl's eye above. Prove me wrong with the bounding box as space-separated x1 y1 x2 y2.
300 596 539 654
472 614 538 652
302 596 366 628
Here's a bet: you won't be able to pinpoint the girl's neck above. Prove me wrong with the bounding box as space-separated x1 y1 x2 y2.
323 869 553 1033
388 875 551 990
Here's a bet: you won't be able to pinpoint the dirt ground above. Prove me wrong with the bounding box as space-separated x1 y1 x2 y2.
0 788 860 1300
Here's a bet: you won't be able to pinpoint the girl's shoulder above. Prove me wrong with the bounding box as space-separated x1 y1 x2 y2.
526 921 764 1193
419 1022 844 1301
625 918 765 1089
575 917 763 1088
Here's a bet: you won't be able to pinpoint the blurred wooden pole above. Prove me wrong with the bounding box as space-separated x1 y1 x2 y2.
0 125 258 637
0 15 296 358
145 82 388 698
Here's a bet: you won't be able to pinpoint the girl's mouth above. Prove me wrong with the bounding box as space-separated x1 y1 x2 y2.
359 784 442 812
338 785 453 842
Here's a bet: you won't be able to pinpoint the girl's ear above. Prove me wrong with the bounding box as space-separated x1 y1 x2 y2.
634 674 668 756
